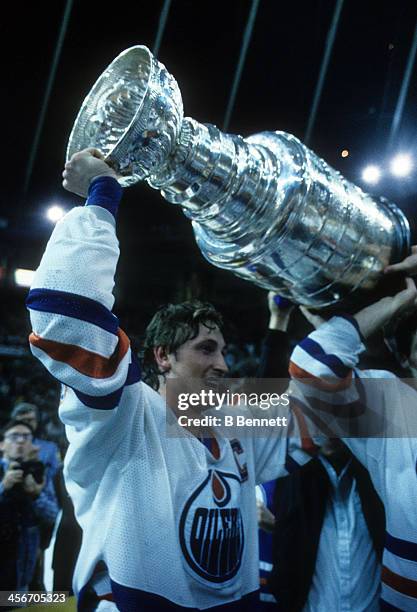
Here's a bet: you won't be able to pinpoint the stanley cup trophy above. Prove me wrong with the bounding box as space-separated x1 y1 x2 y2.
67 45 410 308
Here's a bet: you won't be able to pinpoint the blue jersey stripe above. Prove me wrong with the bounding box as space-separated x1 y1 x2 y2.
74 387 124 410
299 337 350 378
380 598 404 611
385 531 417 562
109 579 259 611
86 175 123 219
337 314 366 343
27 288 119 335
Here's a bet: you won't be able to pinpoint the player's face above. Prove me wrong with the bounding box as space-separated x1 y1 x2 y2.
167 323 228 383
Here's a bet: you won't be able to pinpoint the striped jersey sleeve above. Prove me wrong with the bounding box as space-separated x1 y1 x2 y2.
26 178 140 411
289 314 365 390
288 315 369 440
288 315 410 439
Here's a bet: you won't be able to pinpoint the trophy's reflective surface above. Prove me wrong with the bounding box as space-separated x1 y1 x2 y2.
67 45 410 307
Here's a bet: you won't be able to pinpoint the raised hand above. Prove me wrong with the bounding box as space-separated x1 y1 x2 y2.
385 246 417 277
62 148 118 198
2 462 24 490
267 291 294 332
354 277 417 338
23 473 45 499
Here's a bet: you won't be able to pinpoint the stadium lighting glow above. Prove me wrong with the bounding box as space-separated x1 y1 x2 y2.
390 154 413 177
14 268 35 288
46 205 65 223
361 165 381 184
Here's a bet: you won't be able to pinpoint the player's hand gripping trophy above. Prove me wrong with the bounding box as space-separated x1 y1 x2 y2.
67 46 410 308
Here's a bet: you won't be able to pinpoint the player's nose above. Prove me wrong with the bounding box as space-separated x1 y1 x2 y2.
213 352 229 375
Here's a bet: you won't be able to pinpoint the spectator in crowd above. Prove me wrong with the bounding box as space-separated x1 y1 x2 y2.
289 273 417 610
4 405 60 591
0 419 58 593
26 149 308 610
11 402 61 480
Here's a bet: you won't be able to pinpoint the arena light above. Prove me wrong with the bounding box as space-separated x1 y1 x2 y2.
14 268 35 288
361 165 381 185
46 205 65 223
390 153 413 177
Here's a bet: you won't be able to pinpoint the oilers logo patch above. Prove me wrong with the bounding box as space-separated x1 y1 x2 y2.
179 469 244 585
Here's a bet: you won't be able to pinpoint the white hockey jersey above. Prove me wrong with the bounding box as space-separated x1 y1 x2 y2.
27 191 301 610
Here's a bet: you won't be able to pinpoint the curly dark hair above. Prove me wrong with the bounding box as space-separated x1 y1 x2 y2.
141 301 224 390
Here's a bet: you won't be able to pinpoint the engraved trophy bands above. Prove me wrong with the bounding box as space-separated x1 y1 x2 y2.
67 45 410 307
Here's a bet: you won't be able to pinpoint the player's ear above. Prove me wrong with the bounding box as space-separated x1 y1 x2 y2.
153 346 172 373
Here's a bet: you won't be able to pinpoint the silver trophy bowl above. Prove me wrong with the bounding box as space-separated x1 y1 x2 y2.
67 45 410 308
67 46 183 186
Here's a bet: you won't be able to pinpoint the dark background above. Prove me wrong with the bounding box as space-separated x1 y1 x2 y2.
2 0 417 342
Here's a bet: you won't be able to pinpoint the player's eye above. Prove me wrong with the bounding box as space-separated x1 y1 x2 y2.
198 343 215 354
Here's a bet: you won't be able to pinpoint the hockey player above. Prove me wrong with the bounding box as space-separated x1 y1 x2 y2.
26 149 305 611
289 277 417 610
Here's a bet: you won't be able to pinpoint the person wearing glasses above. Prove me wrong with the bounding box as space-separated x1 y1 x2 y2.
11 402 61 480
0 419 58 594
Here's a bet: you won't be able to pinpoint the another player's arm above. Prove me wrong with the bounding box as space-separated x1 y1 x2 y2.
289 315 363 393
354 277 417 338
27 149 139 410
290 278 417 386
288 279 417 440
257 292 294 379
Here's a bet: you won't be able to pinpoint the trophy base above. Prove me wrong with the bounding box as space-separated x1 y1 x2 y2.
312 272 409 319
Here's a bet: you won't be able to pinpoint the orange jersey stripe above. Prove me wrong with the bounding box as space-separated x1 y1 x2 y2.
291 403 319 455
211 437 220 459
382 565 417 598
289 362 352 392
29 329 130 379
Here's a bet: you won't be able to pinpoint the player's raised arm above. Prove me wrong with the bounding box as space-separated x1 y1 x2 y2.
26 149 138 407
